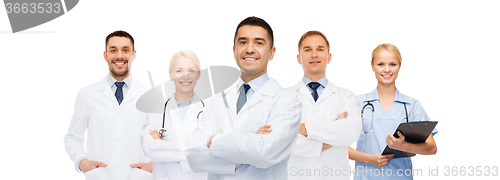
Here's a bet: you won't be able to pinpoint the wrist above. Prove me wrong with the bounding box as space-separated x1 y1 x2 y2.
207 134 216 148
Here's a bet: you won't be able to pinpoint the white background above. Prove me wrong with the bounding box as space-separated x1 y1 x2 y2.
0 0 499 179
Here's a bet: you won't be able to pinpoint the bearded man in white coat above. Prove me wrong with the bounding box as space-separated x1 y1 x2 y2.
64 30 153 180
287 31 362 180
186 16 302 180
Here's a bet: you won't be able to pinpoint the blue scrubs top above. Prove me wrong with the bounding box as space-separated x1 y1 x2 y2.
354 88 438 180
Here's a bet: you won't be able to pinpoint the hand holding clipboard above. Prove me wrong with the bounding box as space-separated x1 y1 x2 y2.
382 121 438 158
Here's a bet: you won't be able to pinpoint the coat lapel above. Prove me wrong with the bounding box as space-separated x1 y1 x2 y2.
239 79 279 113
96 77 119 105
292 80 316 103
316 80 336 103
120 77 140 107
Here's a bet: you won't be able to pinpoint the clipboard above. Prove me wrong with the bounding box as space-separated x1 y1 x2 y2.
381 121 438 158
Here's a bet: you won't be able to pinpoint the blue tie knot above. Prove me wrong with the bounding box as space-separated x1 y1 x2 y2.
308 82 320 102
243 84 251 93
115 81 125 88
308 82 320 90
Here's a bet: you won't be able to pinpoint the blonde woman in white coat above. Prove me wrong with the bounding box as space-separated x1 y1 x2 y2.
141 50 208 180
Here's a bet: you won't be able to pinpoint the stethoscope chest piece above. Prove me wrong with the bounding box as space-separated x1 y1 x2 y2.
158 98 205 139
159 128 167 138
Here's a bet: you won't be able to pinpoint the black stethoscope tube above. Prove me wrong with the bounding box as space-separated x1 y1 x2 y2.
361 101 408 134
159 98 205 138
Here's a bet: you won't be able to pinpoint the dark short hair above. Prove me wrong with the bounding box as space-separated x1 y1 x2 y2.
298 30 330 52
105 30 135 51
234 16 274 48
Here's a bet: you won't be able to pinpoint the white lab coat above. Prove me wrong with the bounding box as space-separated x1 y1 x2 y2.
287 80 361 180
186 78 302 180
64 76 153 180
141 94 208 180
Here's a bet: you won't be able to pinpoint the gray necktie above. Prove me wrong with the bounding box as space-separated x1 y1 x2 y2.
236 84 251 114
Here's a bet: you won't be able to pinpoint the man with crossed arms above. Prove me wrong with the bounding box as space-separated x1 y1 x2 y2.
287 31 361 180
186 16 301 180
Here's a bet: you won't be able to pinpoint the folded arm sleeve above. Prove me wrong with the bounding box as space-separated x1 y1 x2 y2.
290 135 323 159
141 124 186 162
305 92 362 146
211 92 302 169
186 102 236 174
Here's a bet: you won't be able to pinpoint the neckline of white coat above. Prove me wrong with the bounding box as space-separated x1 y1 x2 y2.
230 78 280 98
291 79 340 93
165 93 204 110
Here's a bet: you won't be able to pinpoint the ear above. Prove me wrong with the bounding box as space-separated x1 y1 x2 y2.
371 63 375 72
297 54 302 65
130 50 136 62
268 46 276 61
195 71 201 80
233 46 236 60
327 53 332 64
169 71 174 81
103 51 108 62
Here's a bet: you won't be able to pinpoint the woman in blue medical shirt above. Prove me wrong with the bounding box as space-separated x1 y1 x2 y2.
348 43 438 180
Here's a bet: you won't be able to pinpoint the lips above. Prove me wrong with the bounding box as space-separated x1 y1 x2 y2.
243 57 258 61
113 61 127 68
310 61 321 64
179 81 192 86
382 74 393 79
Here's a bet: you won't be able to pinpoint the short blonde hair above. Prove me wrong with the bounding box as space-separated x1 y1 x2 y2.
169 50 201 72
371 43 402 64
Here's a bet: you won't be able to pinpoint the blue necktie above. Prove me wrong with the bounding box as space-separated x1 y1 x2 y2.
308 82 320 102
115 81 125 105
236 84 251 114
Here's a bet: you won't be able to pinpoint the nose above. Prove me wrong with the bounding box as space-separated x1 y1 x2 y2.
311 50 318 58
116 50 124 60
383 65 390 72
245 42 256 54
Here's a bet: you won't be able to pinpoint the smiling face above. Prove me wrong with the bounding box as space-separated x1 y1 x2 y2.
103 36 135 81
233 25 275 82
372 49 401 86
297 35 331 79
169 56 200 94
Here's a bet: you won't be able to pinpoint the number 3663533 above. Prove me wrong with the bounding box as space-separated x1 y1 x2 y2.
444 166 498 176
5 3 62 14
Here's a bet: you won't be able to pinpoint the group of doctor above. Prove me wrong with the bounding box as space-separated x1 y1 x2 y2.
64 16 438 180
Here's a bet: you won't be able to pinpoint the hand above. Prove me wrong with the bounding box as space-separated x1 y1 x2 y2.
336 111 348 120
207 134 216 148
255 125 272 134
79 159 107 173
150 130 161 140
299 123 307 137
321 143 332 151
130 162 153 173
386 131 406 151
368 153 394 168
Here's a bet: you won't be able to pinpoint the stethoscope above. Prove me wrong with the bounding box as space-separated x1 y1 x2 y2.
158 98 205 138
361 101 408 134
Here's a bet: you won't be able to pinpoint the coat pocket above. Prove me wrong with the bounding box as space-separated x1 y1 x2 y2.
130 168 152 180
84 167 107 180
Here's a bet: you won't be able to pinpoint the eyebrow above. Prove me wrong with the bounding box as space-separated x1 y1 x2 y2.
302 45 326 49
237 37 266 42
108 46 130 49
